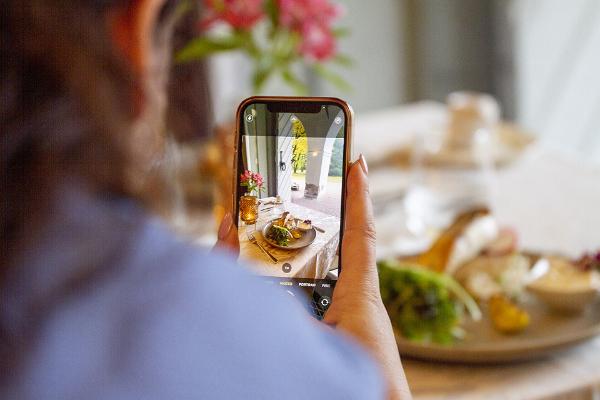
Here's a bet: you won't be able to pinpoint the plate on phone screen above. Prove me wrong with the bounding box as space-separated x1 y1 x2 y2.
262 221 317 250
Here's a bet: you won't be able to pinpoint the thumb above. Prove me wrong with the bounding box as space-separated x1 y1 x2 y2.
337 155 380 297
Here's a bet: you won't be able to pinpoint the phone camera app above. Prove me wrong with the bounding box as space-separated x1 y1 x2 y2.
237 102 345 319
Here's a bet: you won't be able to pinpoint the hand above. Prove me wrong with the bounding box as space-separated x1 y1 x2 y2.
324 155 412 400
213 212 240 257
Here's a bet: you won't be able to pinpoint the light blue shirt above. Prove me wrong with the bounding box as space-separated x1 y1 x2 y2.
1 185 384 399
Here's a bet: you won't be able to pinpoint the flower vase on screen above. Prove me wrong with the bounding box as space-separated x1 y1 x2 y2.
239 170 263 225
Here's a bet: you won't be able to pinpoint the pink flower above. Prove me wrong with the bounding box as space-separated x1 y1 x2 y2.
252 172 264 186
279 0 341 30
202 0 265 30
278 0 342 61
299 22 336 61
241 170 252 183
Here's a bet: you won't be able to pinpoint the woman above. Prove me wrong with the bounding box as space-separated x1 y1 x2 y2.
1 1 411 399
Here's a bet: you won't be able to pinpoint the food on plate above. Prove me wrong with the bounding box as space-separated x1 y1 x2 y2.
378 260 481 344
488 294 530 334
402 208 540 307
297 219 312 231
274 211 292 228
266 213 312 246
445 212 500 274
266 224 292 246
529 256 599 291
482 228 518 256
412 208 499 275
527 256 600 312
454 253 531 301
575 250 600 272
389 206 599 341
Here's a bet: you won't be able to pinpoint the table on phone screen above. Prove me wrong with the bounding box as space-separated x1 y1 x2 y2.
238 198 340 280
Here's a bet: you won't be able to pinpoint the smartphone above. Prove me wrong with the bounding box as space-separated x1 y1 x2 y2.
233 97 353 319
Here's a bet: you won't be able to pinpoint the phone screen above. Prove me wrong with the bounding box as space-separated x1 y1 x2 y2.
235 99 349 319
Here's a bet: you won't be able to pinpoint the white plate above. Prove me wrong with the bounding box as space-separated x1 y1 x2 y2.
396 296 600 363
262 221 317 250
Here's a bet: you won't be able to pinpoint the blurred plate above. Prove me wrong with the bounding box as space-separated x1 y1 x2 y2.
375 122 535 170
396 296 600 363
262 221 316 250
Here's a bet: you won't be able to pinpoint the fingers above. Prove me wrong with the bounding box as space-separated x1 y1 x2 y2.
326 154 381 320
344 154 373 238
212 212 240 257
340 155 378 283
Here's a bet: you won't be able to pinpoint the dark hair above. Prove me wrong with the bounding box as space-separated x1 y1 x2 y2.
1 1 180 274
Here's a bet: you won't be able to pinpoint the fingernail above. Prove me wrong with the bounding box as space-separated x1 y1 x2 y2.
218 212 233 239
358 154 368 175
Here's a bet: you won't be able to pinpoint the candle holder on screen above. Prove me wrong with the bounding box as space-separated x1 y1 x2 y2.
240 194 259 225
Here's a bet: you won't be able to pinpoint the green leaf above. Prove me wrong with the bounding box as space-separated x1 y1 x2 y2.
312 64 353 92
252 65 275 94
264 0 279 27
332 54 354 67
175 36 244 63
281 69 309 95
379 261 482 321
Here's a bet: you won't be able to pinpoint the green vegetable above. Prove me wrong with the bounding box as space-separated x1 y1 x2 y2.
378 260 481 345
267 225 291 246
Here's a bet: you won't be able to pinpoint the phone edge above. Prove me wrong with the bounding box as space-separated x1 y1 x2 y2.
232 96 354 276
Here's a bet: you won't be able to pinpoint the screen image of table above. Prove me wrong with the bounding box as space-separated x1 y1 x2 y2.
236 102 346 283
239 198 340 279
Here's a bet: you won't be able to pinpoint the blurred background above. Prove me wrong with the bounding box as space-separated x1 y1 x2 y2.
172 0 600 252
154 1 600 398
190 0 600 164
166 3 600 398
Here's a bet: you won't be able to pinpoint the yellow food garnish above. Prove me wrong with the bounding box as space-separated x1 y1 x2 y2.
488 294 530 334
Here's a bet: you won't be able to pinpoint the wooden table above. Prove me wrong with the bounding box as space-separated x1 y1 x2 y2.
356 102 600 400
402 337 600 400
238 199 340 279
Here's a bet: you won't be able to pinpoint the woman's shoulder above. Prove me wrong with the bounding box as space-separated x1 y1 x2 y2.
3 185 384 400
113 222 385 399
